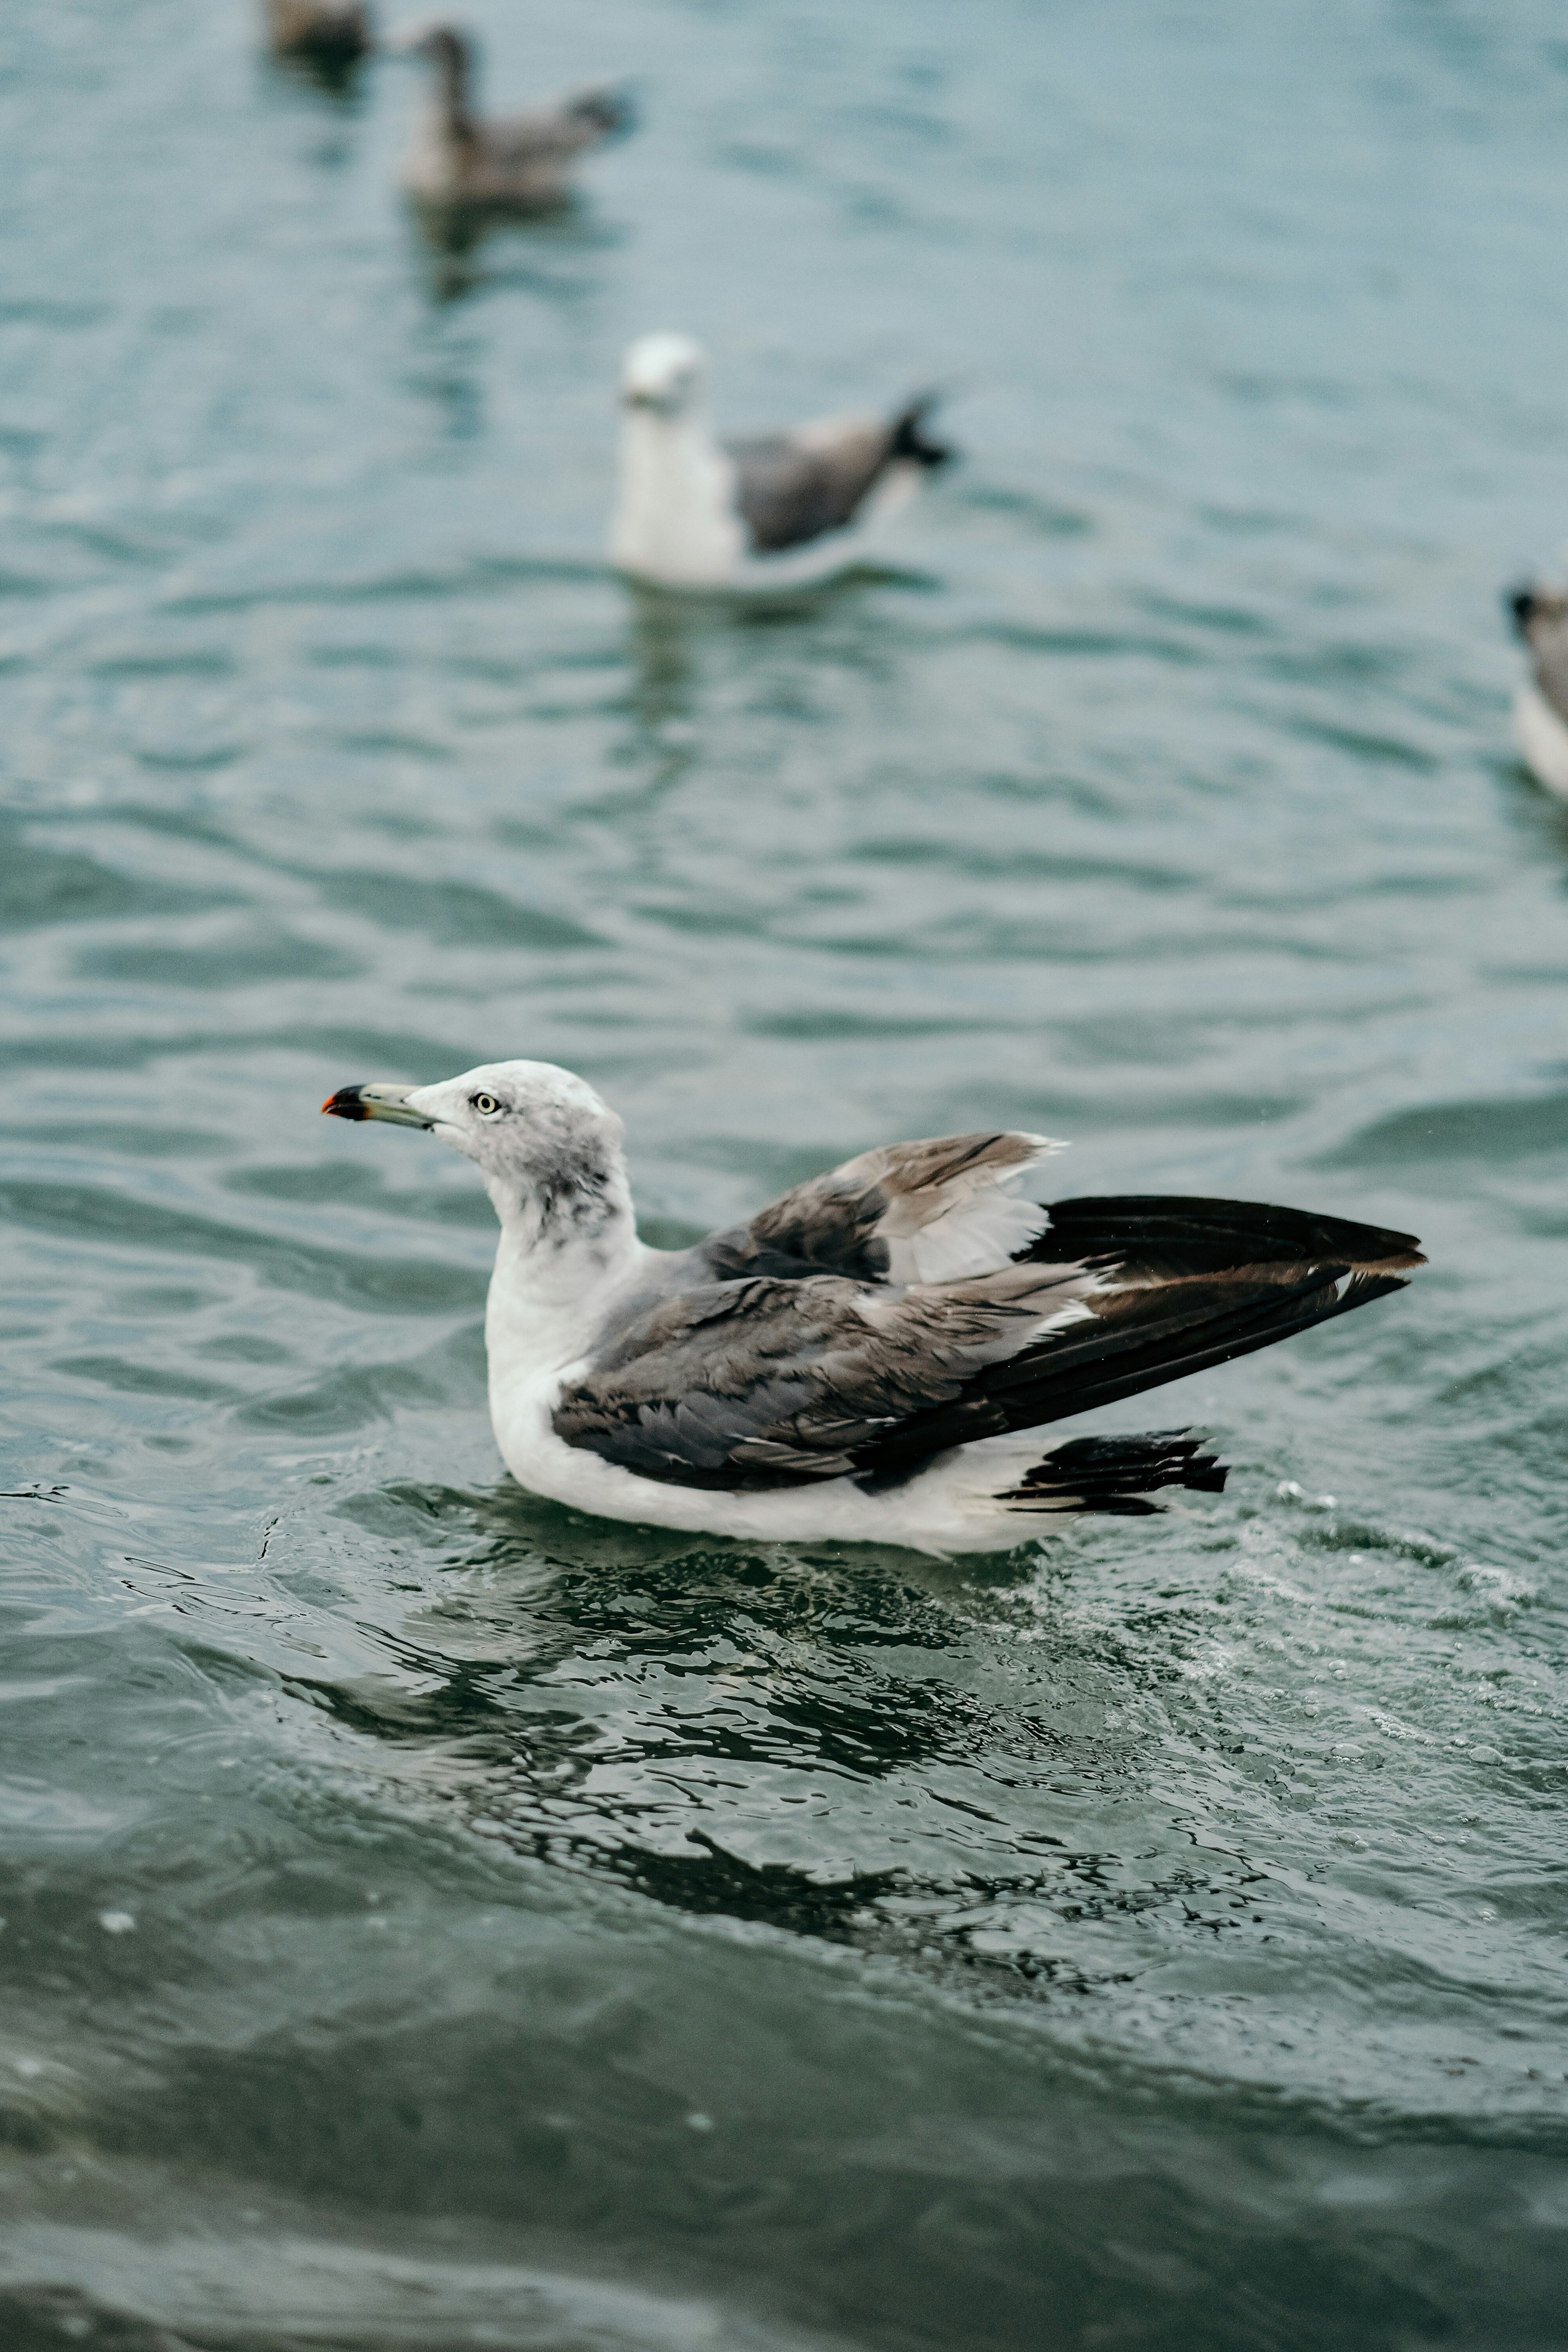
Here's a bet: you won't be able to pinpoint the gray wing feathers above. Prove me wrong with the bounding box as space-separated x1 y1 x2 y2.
726 422 901 554
485 91 628 168
553 1266 1083 1488
552 1157 1423 1493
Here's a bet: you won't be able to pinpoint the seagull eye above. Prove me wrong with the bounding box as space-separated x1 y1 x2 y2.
473 1093 501 1117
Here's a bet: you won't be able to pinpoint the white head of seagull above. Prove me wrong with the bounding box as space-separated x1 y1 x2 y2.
620 331 708 420
324 1061 640 1396
323 1057 1421 1556
325 1059 633 1255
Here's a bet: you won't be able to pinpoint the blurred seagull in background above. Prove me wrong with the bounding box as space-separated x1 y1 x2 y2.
322 1058 1423 1556
610 333 953 592
264 0 374 69
390 23 634 213
1507 583 1568 797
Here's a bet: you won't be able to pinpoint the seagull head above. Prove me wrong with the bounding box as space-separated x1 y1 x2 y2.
323 1059 632 1244
620 332 708 420
1508 580 1568 643
386 20 469 70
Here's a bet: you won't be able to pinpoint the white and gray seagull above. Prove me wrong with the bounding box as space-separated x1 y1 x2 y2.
1507 583 1568 797
322 1060 1423 1556
609 333 952 592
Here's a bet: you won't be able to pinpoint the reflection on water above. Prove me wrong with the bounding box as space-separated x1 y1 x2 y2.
2 0 1568 2346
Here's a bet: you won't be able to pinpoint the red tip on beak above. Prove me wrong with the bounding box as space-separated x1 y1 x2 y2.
322 1086 370 1120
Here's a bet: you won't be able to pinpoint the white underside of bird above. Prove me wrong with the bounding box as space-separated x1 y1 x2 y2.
482 1235 1096 1556
1514 680 1568 798
610 408 927 593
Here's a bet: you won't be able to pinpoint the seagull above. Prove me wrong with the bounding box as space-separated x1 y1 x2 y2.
322 1060 1423 1555
390 23 634 213
264 0 374 69
609 333 952 592
1507 584 1568 797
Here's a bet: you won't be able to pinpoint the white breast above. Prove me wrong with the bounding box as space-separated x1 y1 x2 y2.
610 411 747 587
1515 681 1568 798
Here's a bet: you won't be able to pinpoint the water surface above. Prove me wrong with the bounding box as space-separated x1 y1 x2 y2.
2 3 1568 2345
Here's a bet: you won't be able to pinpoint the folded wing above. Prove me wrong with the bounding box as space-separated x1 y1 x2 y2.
487 89 634 169
727 396 949 555
555 1178 1424 1493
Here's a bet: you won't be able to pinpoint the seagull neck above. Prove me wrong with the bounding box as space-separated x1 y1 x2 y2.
484 1167 645 1382
612 404 742 579
433 44 475 141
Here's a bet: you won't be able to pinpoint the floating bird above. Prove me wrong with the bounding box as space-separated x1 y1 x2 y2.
610 333 952 592
390 23 633 213
265 0 374 69
322 1061 1423 1555
1507 584 1568 797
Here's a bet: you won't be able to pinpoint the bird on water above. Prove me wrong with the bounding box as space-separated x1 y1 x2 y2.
264 0 374 70
322 1061 1423 1555
391 23 634 213
1506 584 1568 797
610 333 952 592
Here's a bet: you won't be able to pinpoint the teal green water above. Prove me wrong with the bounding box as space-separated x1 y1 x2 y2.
3 3 1568 2344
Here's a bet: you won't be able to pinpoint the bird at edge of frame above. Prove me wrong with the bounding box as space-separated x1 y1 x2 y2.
1506 581 1568 798
322 1059 1424 1556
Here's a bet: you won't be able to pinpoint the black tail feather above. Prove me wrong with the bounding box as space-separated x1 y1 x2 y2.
1001 1431 1227 1517
889 396 952 470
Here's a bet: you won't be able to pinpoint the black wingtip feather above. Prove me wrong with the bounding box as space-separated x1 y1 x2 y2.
984 1268 1411 1439
1031 1195 1424 1275
853 1262 1412 1484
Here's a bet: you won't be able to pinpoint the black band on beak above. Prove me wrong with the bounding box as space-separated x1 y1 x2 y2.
322 1085 372 1121
321 1082 436 1128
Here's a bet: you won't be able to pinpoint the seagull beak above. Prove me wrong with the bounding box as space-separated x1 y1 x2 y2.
321 1081 436 1129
